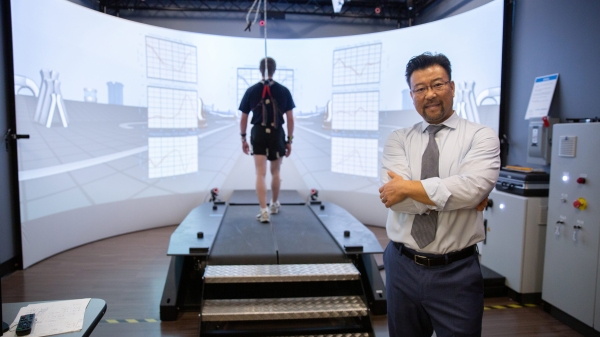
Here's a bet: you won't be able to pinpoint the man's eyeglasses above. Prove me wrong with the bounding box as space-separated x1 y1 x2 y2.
411 80 451 96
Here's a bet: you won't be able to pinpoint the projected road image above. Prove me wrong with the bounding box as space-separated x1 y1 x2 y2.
148 136 198 179
12 0 505 268
15 95 239 222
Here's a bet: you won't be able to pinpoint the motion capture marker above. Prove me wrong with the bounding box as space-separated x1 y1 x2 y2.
266 128 271 134
265 99 271 104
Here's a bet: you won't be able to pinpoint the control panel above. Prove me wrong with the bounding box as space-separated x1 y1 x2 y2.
542 123 600 329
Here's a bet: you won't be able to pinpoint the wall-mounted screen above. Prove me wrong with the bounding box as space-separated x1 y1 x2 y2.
11 0 503 267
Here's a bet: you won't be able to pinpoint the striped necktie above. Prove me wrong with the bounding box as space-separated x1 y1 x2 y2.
411 124 445 249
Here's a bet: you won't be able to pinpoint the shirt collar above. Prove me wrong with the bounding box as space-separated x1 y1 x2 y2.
421 111 458 133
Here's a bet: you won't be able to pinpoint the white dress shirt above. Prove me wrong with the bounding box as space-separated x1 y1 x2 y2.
381 112 500 254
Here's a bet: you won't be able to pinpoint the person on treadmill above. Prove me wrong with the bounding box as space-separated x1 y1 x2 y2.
239 57 295 223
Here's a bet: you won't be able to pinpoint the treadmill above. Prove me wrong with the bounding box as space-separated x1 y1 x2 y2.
160 190 386 336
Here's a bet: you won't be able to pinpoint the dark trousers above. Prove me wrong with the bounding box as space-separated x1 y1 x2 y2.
383 241 484 337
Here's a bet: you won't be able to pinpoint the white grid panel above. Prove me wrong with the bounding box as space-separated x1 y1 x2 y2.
332 43 381 86
147 87 198 129
331 91 379 131
236 68 294 108
146 36 197 83
331 137 378 178
148 136 198 178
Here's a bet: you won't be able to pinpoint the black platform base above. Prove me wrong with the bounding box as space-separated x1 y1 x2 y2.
161 192 387 329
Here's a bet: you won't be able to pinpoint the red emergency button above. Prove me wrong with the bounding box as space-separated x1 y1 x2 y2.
573 198 587 210
577 177 587 184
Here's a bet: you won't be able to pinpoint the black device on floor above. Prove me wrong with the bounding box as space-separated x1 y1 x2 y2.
15 314 34 336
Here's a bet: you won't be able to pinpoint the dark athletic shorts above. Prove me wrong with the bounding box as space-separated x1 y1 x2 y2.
251 125 286 161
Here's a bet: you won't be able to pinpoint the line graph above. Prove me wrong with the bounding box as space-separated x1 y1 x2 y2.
237 68 294 108
148 136 198 178
331 91 379 131
332 43 382 86
331 137 378 178
147 87 198 129
146 36 197 83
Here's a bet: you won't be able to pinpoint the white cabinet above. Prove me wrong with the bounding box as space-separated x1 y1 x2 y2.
480 189 547 296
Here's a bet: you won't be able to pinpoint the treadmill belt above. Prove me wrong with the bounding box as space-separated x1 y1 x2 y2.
209 205 346 265
228 190 306 205
272 205 347 264
208 205 278 265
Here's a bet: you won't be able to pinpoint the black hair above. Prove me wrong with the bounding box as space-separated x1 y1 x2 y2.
405 52 452 87
259 57 276 78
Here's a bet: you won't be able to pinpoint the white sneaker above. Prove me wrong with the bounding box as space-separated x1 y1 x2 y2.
270 201 281 214
256 209 270 223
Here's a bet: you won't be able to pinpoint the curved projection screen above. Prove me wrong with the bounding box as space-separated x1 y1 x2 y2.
12 0 503 267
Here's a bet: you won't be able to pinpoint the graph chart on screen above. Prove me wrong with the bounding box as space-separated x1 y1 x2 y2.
331 137 378 178
146 36 198 83
331 91 379 131
148 136 198 178
332 43 381 86
236 68 294 107
147 87 198 129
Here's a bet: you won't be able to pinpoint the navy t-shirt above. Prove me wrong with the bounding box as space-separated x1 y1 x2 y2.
239 81 295 126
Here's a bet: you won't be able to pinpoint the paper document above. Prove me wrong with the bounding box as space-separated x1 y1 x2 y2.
524 74 559 120
6 298 91 337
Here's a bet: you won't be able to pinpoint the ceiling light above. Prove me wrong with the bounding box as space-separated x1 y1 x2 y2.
332 0 344 13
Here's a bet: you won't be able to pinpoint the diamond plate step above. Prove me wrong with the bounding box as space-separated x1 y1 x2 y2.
201 296 368 321
204 263 360 283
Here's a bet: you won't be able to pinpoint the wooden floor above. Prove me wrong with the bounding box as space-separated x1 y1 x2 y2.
1 224 582 337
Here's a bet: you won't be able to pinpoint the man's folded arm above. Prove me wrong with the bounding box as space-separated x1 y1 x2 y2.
422 128 500 212
381 131 430 215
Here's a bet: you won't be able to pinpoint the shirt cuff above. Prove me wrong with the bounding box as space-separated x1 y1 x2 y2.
410 199 430 214
421 177 451 211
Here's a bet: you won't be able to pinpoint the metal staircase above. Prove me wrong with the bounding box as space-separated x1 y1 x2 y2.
200 263 374 336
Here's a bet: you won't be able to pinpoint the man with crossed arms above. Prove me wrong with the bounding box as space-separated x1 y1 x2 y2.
379 52 500 337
